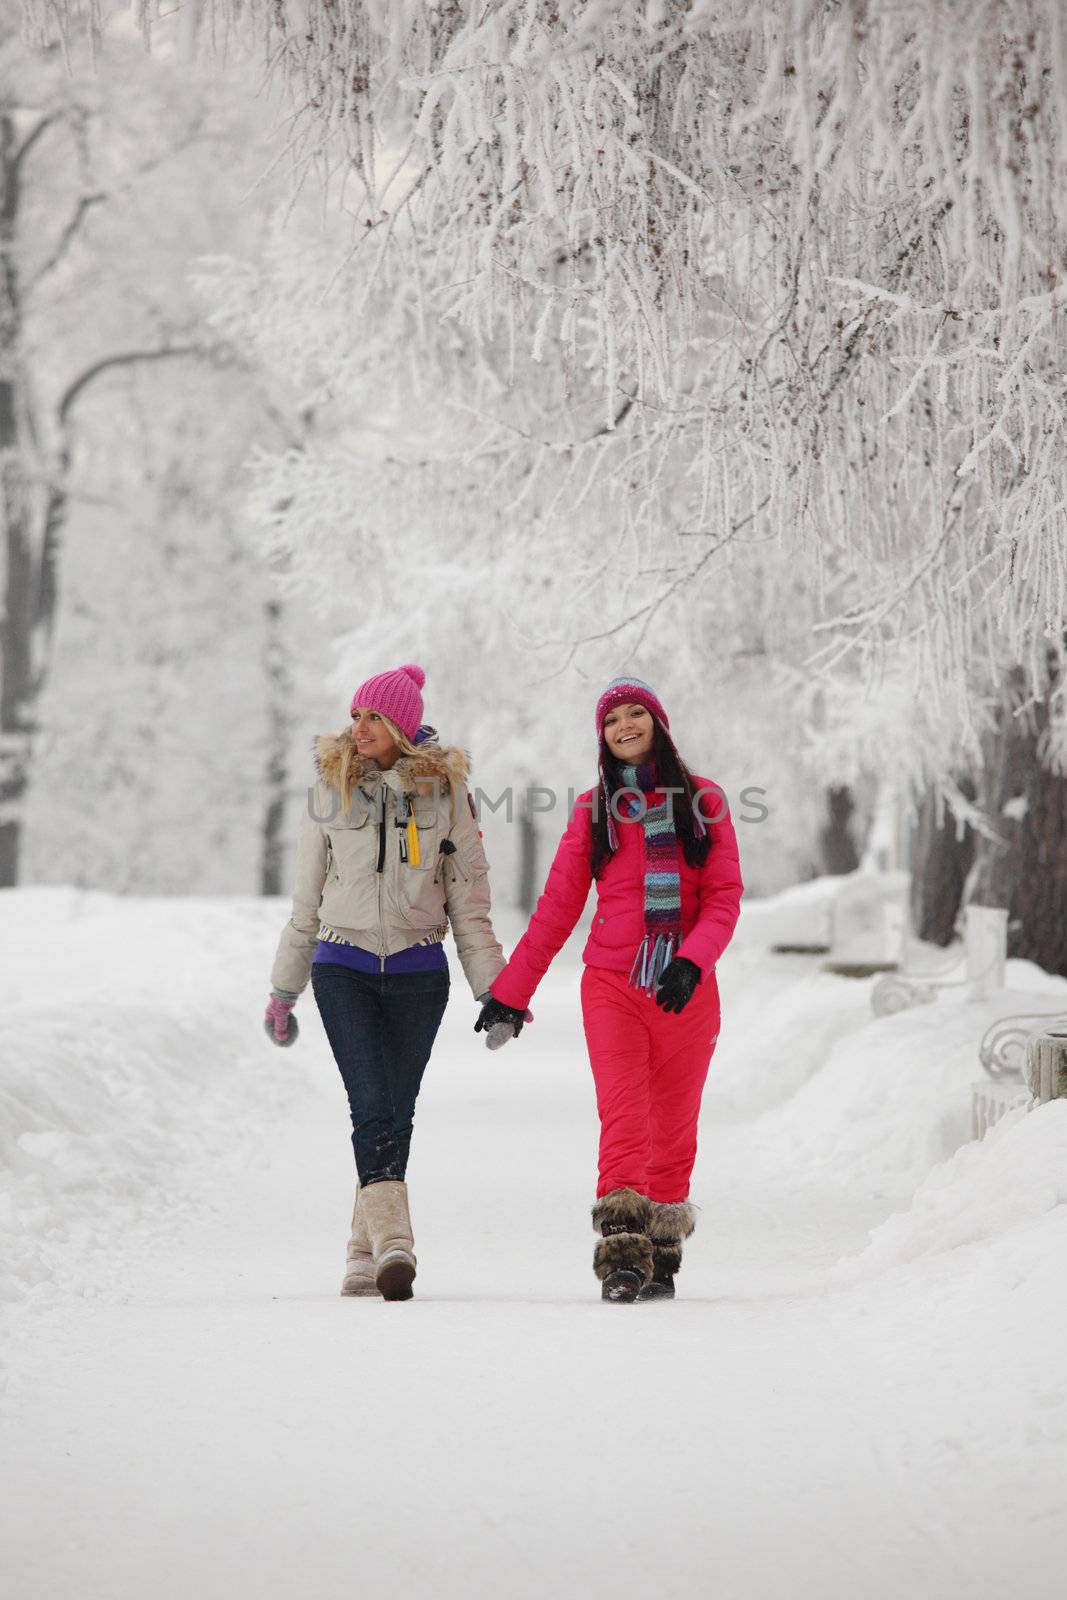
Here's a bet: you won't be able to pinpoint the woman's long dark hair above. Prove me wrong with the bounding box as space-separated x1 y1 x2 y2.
591 721 714 879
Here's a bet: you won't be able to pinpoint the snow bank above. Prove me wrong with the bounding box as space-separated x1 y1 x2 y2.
736 872 842 950
717 875 1067 1203
0 1002 301 1307
0 888 304 1309
737 867 908 960
711 953 877 1112
711 871 918 1114
727 878 1067 1297
834 1099 1067 1281
730 982 1067 1199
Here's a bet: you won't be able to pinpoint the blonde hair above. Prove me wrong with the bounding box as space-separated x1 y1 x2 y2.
339 709 427 813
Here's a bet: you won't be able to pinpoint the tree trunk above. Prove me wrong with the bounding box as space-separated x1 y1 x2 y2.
260 595 294 896
0 110 33 887
517 786 538 915
968 666 1067 979
1015 753 1067 977
819 784 860 875
909 781 976 945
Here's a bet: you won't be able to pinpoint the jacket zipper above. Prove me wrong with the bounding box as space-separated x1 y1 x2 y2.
376 791 387 971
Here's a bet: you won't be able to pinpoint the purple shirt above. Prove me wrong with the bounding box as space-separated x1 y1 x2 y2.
312 926 447 975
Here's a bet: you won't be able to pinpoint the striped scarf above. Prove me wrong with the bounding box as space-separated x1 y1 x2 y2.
614 760 683 994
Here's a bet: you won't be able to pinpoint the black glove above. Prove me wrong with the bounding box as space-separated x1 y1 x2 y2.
654 957 701 1014
474 996 528 1038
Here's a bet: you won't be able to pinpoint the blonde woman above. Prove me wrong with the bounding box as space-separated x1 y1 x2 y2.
266 663 506 1301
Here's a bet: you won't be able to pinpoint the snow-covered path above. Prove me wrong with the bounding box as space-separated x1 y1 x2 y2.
3 891 1065 1600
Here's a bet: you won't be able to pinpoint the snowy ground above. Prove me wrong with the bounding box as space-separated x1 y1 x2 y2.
2 884 1066 1600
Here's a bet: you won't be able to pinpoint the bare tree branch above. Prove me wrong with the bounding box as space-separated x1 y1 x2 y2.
13 111 62 170
57 345 205 425
27 190 106 291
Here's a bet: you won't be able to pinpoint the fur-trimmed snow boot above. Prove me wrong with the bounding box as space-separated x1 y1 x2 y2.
639 1200 697 1301
360 1179 417 1301
340 1187 379 1298
591 1187 653 1303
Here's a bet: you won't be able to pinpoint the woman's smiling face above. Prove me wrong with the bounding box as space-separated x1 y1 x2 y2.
602 703 655 763
350 707 400 768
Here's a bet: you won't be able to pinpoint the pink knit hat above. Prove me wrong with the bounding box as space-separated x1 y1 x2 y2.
594 676 670 735
349 663 426 741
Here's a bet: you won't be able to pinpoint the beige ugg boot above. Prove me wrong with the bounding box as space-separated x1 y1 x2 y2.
360 1179 417 1301
340 1187 379 1298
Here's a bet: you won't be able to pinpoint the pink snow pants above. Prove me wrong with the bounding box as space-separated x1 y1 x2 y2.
580 965 721 1203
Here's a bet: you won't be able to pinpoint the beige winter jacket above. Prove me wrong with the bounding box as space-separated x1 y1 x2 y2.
270 730 506 1000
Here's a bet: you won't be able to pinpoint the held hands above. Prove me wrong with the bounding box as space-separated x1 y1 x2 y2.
654 957 701 1015
264 992 300 1047
474 993 532 1050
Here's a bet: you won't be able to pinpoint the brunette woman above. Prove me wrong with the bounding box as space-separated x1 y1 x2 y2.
475 677 743 1302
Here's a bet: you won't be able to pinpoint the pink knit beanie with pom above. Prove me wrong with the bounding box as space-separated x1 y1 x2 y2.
349 663 426 741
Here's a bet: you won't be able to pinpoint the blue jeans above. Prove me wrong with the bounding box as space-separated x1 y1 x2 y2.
311 962 450 1185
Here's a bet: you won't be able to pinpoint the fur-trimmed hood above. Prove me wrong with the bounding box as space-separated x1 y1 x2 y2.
313 728 471 798
271 726 505 1002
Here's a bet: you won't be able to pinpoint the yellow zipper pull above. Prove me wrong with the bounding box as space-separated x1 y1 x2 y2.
406 796 421 867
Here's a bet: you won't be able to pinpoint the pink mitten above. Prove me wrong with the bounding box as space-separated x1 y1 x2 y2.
264 994 299 1047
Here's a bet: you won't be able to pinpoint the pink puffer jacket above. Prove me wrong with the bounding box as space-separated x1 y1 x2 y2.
491 777 743 1012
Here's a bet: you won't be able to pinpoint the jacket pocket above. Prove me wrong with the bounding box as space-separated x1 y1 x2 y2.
394 850 449 926
319 814 380 929
394 834 449 927
326 811 375 878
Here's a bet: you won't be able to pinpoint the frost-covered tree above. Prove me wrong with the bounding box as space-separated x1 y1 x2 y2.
27 1 1067 939
102 0 1062 733
0 14 207 885
0 13 339 893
